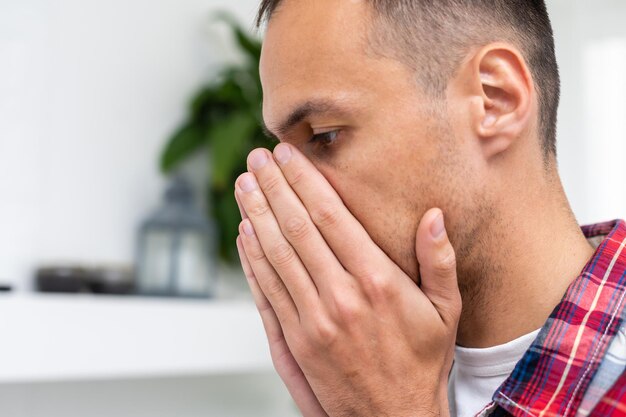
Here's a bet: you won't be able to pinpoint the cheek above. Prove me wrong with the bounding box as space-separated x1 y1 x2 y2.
310 112 450 281
317 161 422 281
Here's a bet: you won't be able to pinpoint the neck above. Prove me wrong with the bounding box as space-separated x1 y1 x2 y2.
455 168 595 348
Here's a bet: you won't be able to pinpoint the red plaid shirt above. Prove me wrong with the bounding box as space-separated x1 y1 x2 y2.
479 220 626 417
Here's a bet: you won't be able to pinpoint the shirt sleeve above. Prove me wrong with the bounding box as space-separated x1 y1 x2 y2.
588 371 626 416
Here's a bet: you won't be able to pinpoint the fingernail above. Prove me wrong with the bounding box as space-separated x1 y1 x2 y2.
242 219 255 236
430 211 445 240
248 149 268 170
238 173 258 193
273 143 292 165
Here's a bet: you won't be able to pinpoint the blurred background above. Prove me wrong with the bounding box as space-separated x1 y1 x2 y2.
0 0 624 416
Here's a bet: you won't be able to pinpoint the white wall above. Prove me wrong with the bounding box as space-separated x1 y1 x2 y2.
0 0 261 290
548 0 626 224
0 3 299 416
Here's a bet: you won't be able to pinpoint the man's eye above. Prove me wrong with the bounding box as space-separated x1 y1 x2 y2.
309 130 340 148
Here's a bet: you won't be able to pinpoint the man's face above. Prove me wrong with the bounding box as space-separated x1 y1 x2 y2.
259 0 482 281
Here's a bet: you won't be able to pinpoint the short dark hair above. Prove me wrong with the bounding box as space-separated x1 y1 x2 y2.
257 0 561 156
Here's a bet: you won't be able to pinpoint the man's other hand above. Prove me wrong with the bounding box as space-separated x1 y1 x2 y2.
235 144 462 417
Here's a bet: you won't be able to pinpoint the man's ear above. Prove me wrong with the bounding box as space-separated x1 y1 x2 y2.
455 43 534 159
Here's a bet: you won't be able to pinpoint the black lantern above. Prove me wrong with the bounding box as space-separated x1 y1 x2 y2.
136 176 216 297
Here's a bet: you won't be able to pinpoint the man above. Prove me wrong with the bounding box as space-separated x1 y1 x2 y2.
234 0 626 416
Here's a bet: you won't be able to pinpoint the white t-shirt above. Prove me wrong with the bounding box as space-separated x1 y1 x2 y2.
448 329 541 417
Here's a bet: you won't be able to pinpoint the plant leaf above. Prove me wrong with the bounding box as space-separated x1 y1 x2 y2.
232 26 262 62
212 189 241 261
213 12 262 62
208 111 257 189
190 86 219 120
160 124 206 173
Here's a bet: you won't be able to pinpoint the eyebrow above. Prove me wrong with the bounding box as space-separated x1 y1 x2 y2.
264 99 349 140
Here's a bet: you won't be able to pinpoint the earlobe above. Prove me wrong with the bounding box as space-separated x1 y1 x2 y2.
472 44 534 159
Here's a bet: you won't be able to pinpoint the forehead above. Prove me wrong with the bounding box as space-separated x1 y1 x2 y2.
259 0 388 129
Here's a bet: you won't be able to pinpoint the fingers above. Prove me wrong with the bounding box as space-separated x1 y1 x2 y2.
415 208 462 325
236 236 286 345
271 143 388 276
236 178 319 312
238 219 301 326
245 148 347 295
235 191 248 220
237 227 328 417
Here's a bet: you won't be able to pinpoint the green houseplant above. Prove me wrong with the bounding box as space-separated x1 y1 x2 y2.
160 15 269 263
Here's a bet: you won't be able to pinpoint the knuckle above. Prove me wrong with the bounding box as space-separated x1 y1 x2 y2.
248 200 271 217
283 216 310 242
450 297 463 320
256 297 274 315
306 318 337 346
288 168 305 187
261 175 282 196
333 296 364 324
434 246 457 275
247 244 267 263
241 268 254 281
359 272 392 302
265 278 287 298
271 346 300 375
268 242 297 267
311 202 341 229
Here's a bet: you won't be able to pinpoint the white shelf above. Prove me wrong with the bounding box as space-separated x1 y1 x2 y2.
0 294 273 383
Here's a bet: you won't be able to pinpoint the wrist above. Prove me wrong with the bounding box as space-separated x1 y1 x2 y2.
438 382 451 417
408 390 450 417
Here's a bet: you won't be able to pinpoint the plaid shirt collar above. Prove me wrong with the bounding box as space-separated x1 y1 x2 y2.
488 219 626 417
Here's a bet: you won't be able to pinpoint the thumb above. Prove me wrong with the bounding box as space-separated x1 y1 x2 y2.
415 208 462 325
